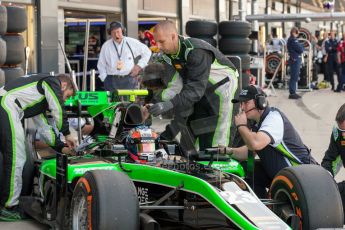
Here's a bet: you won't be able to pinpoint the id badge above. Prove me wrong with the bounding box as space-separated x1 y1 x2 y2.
116 60 124 70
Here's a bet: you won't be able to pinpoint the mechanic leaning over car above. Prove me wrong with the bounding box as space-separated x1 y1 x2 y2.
147 20 239 150
321 103 345 221
221 85 317 198
0 73 77 221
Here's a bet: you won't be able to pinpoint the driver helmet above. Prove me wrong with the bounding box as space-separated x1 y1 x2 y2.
125 126 159 163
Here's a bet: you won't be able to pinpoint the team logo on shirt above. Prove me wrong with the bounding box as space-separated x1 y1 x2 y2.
174 64 182 70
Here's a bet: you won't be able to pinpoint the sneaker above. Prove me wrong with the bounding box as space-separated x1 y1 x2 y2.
0 206 27 221
288 94 301 99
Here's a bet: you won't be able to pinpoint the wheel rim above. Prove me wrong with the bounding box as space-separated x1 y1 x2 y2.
272 188 296 226
72 192 89 230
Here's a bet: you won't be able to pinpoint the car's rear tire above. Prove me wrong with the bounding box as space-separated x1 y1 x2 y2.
270 165 344 229
71 170 139 230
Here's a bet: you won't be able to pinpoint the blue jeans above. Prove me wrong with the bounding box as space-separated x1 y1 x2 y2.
289 57 301 95
104 75 138 91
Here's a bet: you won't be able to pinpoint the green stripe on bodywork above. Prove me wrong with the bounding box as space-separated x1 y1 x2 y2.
43 82 63 131
40 114 55 146
1 82 38 206
39 158 259 229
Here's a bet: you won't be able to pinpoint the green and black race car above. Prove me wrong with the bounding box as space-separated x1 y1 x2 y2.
16 90 344 229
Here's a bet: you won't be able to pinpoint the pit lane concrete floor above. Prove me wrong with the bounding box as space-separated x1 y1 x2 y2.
2 87 345 229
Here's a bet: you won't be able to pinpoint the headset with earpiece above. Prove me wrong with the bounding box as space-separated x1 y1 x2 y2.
252 85 267 110
108 21 126 36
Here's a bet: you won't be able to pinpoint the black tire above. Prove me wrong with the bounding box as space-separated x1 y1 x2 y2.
270 165 344 229
3 67 24 84
186 20 217 37
298 28 311 48
219 38 251 54
3 34 24 66
194 37 217 47
71 170 139 230
265 53 282 75
236 54 251 70
241 72 250 88
6 6 27 33
0 6 7 36
219 21 251 38
0 68 4 87
0 37 6 65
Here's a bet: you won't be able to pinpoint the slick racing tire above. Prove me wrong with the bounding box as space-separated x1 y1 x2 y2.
197 37 217 47
186 20 217 37
71 170 139 230
270 165 344 229
3 34 25 66
237 54 251 70
0 6 7 35
219 38 251 54
3 67 24 84
0 37 6 66
0 68 4 87
6 6 27 33
0 152 3 194
265 53 282 75
218 21 251 38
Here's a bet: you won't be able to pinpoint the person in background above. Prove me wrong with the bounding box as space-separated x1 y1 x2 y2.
97 21 151 91
321 103 345 221
325 31 340 91
138 27 151 47
287 27 304 99
336 33 345 92
86 35 101 57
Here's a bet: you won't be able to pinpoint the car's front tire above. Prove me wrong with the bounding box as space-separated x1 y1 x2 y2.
270 165 344 229
71 170 139 230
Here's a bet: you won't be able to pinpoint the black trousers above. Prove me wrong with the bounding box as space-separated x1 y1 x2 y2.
242 160 272 199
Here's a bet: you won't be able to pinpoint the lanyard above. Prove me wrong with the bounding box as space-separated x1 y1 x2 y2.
113 40 125 60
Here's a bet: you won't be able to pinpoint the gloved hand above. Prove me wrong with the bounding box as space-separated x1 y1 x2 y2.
148 101 173 117
65 134 77 148
62 147 76 156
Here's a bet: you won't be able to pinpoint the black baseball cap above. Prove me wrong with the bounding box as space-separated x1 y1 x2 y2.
231 85 262 103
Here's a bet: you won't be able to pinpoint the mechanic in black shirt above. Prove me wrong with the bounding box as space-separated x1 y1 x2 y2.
148 20 239 150
321 103 345 219
221 85 316 198
0 74 76 221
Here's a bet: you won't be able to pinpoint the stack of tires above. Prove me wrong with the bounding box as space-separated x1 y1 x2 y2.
0 5 27 87
218 21 252 87
186 20 218 47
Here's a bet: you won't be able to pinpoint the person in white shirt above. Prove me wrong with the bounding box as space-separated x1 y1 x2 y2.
97 21 152 91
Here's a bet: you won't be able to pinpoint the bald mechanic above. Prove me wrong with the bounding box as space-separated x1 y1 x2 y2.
0 74 76 221
148 20 238 150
